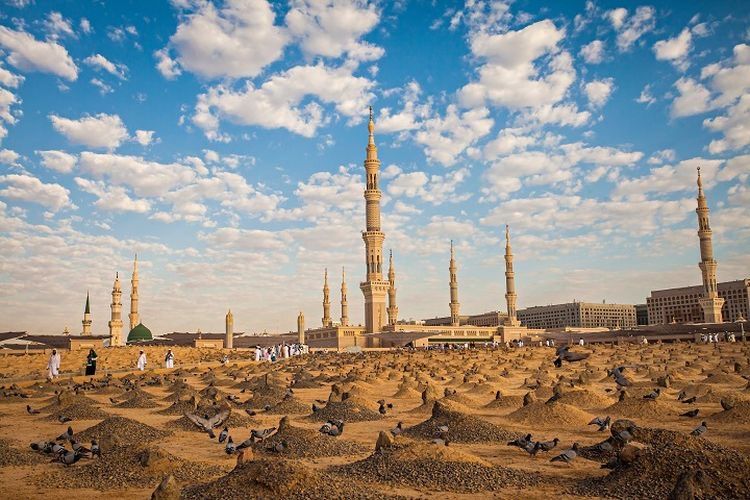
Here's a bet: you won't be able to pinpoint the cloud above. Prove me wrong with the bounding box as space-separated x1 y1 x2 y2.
375 81 429 133
647 148 676 165
613 157 730 199
584 78 615 108
43 12 76 40
193 63 374 139
458 20 574 110
386 167 471 204
414 105 493 166
49 113 129 150
580 39 605 64
0 173 72 211
75 177 151 213
0 62 24 88
670 77 713 118
606 6 656 52
653 27 692 70
154 48 182 79
516 103 591 128
0 87 20 142
162 0 288 79
134 130 157 146
0 26 78 80
0 148 20 167
483 128 536 159
37 150 77 173
90 78 113 94
636 84 656 106
704 94 750 154
83 54 127 79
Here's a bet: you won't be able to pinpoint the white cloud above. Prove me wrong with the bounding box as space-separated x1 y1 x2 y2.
0 173 71 211
613 157 725 198
285 0 382 63
636 84 656 106
37 150 76 173
43 12 76 40
458 20 574 110
0 148 20 167
653 28 692 70
375 81 429 134
606 6 656 52
80 18 92 34
516 103 591 127
704 94 750 154
387 167 470 204
670 77 713 118
584 78 615 108
162 0 288 79
414 105 493 166
154 48 182 79
193 63 374 139
647 148 676 165
483 127 536 159
83 54 127 79
580 39 605 64
49 113 129 150
0 87 20 143
90 78 113 95
0 26 78 80
75 177 151 213
0 62 24 88
134 130 157 146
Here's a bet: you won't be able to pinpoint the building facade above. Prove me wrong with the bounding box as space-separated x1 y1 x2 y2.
635 304 649 325
517 301 637 329
646 279 749 324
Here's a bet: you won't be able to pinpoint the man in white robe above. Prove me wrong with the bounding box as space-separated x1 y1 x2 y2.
137 350 147 371
164 349 174 369
47 349 61 379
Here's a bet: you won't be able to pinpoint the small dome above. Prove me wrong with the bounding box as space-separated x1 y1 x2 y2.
127 323 153 343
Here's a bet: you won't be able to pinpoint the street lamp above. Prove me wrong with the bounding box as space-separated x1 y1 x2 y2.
736 314 747 343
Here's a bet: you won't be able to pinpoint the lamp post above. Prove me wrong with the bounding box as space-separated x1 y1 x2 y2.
736 315 746 343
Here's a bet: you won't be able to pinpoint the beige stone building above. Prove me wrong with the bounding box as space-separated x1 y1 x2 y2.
517 301 637 329
646 279 749 324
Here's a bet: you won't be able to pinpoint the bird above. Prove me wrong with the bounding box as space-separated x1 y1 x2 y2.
390 421 403 437
550 443 579 465
691 421 707 437
312 403 321 412
677 390 686 401
612 426 635 446
720 399 734 411
30 441 51 453
263 404 271 411
245 409 257 417
70 440 91 455
184 409 230 437
90 440 100 458
553 347 589 368
608 366 632 388
26 405 40 415
682 396 697 404
593 439 615 453
545 392 561 405
320 420 345 437
250 427 277 442
508 433 533 449
56 426 74 442
680 409 699 418
58 415 73 424
588 416 611 432
378 402 387 415
225 436 236 454
218 427 229 444
268 440 288 453
57 450 84 466
531 438 559 457
643 388 661 401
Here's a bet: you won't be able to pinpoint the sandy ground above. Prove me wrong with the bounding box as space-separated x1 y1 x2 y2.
1 342 749 499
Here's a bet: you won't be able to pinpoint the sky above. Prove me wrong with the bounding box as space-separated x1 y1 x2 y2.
0 0 748 336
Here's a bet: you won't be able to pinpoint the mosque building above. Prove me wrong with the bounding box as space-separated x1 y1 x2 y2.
106 254 153 346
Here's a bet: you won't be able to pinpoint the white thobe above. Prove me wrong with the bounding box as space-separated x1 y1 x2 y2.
165 355 174 368
47 353 61 378
137 353 147 371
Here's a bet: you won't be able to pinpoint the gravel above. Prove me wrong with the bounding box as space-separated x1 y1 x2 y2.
76 416 170 448
404 401 519 443
253 416 369 458
307 399 384 423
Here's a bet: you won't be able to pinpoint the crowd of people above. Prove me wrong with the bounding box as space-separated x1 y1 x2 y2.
253 343 308 362
701 332 738 343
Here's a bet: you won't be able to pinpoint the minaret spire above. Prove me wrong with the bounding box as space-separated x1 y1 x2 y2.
297 311 305 344
108 272 123 346
695 167 724 323
129 253 139 331
340 266 349 326
322 268 332 327
449 240 460 326
387 249 398 326
225 309 234 349
360 107 388 333
504 224 520 326
82 290 92 336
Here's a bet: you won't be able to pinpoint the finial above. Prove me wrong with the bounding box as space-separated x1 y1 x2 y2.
450 239 454 258
342 266 345 280
506 224 510 240
389 248 393 259
116 271 119 279
697 166 703 189
369 105 373 121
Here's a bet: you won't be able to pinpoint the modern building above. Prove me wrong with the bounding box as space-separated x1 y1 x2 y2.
423 311 508 327
635 304 649 325
646 279 750 324
517 301 637 329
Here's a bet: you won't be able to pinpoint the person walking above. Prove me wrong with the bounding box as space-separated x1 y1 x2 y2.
47 349 61 380
85 348 98 376
137 350 147 371
164 349 174 369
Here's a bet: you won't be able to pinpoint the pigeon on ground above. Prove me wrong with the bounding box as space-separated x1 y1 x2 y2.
720 399 734 411
390 421 403 436
677 390 687 401
319 420 344 437
680 409 699 418
608 366 632 388
643 388 661 401
218 426 229 444
90 440 100 458
553 347 589 368
225 436 236 454
184 409 230 437
690 421 707 437
379 402 387 415
550 443 579 465
57 450 84 466
58 415 73 423
531 438 559 456
268 440 288 453
612 426 635 446
56 426 74 442
26 405 40 415
588 416 611 431
682 396 697 404
263 404 271 411
71 440 91 455
251 427 277 442
545 393 561 405
245 409 257 417
508 434 534 449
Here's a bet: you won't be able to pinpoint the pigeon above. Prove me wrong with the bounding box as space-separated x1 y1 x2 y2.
378 402 387 415
508 433 534 449
677 390 687 401
320 421 344 437
218 427 229 444
268 440 288 453
56 426 74 442
680 409 699 418
250 427 277 442
263 404 271 411
690 421 707 437
30 441 51 453
588 416 611 432
593 439 615 453
312 403 321 412
57 450 84 466
643 388 661 401
245 409 257 417
682 396 697 404
553 347 589 368
612 426 635 446
225 436 237 454
71 440 91 455
184 409 230 437
608 366 632 388
58 415 73 424
90 440 100 458
390 421 403 436
531 438 559 456
550 443 579 465
545 392 561 405
26 405 40 415
50 443 68 455
720 399 734 411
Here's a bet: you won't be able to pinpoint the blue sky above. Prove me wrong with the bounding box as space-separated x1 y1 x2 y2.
0 0 748 335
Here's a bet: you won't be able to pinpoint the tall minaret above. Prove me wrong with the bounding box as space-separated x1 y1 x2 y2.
340 267 349 326
387 250 398 326
108 272 123 346
129 254 139 331
504 225 520 326
360 106 389 333
82 291 92 336
695 167 725 323
449 240 460 326
225 309 233 349
322 268 332 327
297 311 305 344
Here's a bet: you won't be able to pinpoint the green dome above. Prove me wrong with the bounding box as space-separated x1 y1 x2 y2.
127 323 153 343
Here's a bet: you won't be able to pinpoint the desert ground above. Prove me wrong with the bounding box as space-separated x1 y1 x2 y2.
1 342 750 499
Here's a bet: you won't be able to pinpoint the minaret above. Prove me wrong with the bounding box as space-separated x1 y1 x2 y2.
225 309 233 349
129 254 139 332
504 225 520 326
297 311 305 344
695 167 725 323
322 268 332 327
340 267 349 326
82 291 92 336
360 107 389 333
108 272 123 346
449 240 460 326
387 250 398 326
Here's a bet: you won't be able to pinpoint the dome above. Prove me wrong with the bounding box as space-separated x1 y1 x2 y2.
127 323 153 343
